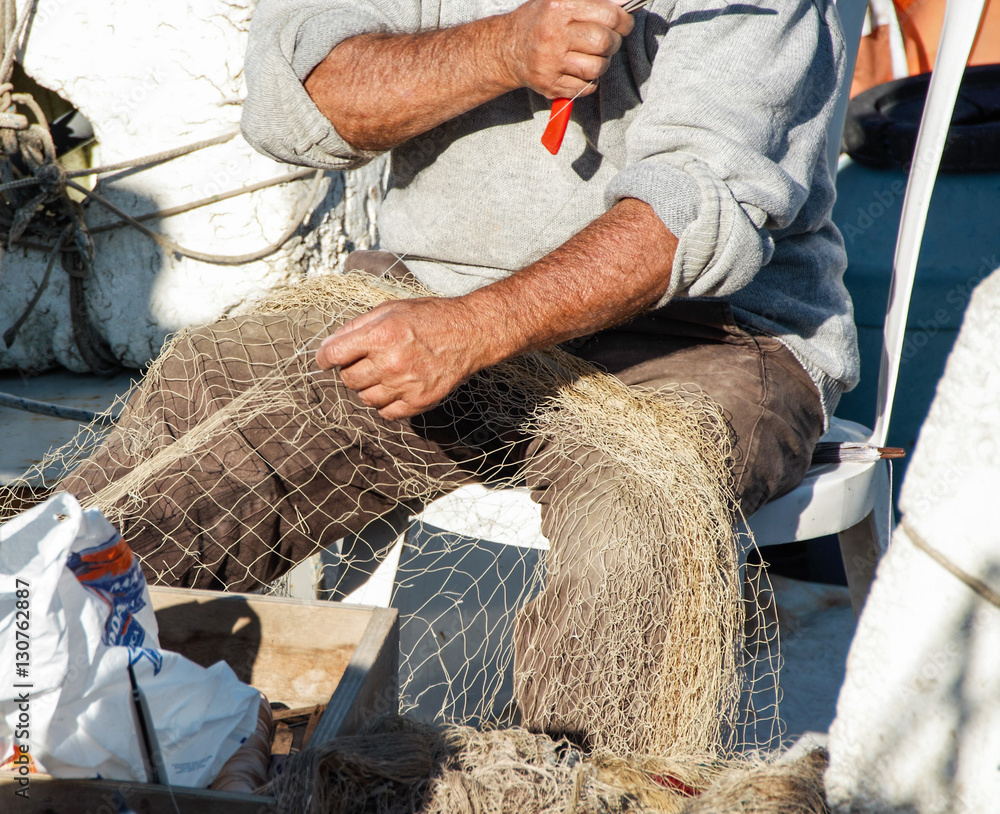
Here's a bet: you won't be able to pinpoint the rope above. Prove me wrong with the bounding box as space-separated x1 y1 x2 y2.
66 171 323 265
0 0 324 372
65 247 120 376
2 224 69 348
0 173 42 193
65 129 240 179
0 388 115 425
0 0 37 92
904 519 1000 610
0 128 242 195
87 168 315 236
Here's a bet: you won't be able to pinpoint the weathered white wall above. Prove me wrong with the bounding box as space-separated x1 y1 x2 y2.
1 0 384 371
826 268 1000 813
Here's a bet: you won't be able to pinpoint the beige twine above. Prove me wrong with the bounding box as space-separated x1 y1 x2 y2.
265 716 827 814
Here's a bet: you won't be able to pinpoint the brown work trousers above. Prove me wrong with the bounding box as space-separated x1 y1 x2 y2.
62 251 824 740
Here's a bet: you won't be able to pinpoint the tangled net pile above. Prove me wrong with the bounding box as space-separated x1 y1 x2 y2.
1 271 797 805
266 717 826 814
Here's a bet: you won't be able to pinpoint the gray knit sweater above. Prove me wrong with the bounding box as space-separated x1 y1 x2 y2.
242 0 860 418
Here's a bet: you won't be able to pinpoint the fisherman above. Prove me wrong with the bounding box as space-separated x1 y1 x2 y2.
63 0 858 744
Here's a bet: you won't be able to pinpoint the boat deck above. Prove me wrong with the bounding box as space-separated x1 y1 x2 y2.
0 369 136 484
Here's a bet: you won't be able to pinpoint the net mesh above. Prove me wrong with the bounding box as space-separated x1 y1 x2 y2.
264 716 824 814
0 270 782 758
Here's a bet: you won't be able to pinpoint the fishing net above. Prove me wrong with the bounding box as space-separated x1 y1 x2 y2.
0 269 781 760
264 716 825 814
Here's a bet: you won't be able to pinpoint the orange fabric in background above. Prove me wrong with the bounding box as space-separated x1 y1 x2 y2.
851 0 1000 97
893 0 1000 73
852 23 895 96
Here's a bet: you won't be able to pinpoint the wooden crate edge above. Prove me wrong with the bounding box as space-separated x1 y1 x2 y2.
311 606 399 744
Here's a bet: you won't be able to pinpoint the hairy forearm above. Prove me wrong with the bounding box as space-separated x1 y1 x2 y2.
305 20 515 152
459 197 678 366
304 0 632 152
315 197 675 419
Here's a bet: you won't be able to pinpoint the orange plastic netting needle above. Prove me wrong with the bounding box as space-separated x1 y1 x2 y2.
539 0 653 154
541 98 574 155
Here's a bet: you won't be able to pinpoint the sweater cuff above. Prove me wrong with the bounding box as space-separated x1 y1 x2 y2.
242 9 386 170
289 8 386 80
605 158 700 251
606 155 772 306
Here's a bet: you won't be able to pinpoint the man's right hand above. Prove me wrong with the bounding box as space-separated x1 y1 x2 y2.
502 0 634 100
305 0 633 152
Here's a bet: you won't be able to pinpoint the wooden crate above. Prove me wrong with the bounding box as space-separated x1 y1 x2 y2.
2 587 398 813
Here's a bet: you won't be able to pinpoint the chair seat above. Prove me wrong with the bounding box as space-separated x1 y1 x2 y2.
419 483 548 551
745 418 882 547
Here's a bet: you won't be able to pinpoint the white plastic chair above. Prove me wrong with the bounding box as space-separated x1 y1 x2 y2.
749 0 988 614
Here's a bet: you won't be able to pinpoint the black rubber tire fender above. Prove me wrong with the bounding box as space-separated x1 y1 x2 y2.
843 63 1000 173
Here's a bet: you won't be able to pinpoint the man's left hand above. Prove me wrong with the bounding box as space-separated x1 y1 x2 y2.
315 199 676 422
315 298 497 421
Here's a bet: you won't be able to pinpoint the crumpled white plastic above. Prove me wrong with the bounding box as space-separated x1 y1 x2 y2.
0 492 260 787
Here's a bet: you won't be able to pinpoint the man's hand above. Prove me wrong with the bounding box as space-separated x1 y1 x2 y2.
315 298 503 421
503 0 634 100
306 0 632 151
315 199 677 421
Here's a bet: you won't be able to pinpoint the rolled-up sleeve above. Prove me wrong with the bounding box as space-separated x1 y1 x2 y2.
242 0 422 170
606 0 843 303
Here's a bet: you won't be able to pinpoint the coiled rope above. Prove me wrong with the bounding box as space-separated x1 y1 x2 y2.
0 0 323 373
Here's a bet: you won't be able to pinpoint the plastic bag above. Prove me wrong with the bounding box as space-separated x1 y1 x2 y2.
0 492 260 787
